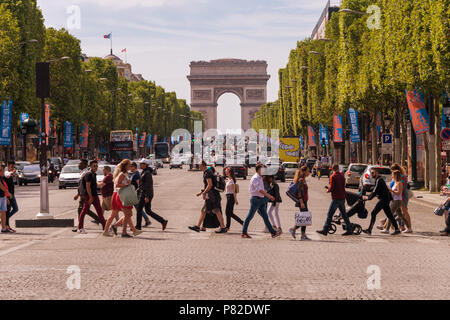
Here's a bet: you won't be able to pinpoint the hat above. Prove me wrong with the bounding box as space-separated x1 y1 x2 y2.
139 158 150 165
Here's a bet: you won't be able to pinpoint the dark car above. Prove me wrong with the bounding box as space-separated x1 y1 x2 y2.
18 165 41 186
224 164 248 180
306 159 316 172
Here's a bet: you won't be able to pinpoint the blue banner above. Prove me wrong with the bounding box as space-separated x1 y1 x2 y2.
348 108 361 143
300 136 304 150
20 113 29 129
319 124 329 146
64 121 74 148
0 101 12 146
147 134 152 148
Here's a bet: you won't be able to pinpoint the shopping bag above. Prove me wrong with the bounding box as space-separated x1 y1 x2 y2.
295 211 312 227
434 205 446 217
118 185 139 207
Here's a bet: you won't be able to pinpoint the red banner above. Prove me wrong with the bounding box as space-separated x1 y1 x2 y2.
139 132 146 148
80 123 89 148
333 115 343 143
406 90 430 135
45 104 50 144
308 126 316 147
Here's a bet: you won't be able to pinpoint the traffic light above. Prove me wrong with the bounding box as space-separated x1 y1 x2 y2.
321 138 326 149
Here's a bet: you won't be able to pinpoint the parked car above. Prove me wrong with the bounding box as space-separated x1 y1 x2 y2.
359 165 392 192
345 163 368 188
306 159 317 172
58 165 82 189
312 160 331 178
282 162 299 180
265 158 285 182
214 154 225 167
339 164 349 174
18 165 41 186
66 159 81 166
96 165 116 189
224 164 248 180
170 155 183 169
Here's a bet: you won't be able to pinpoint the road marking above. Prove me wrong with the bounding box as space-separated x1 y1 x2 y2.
73 233 100 239
0 228 67 258
362 237 389 243
415 238 440 244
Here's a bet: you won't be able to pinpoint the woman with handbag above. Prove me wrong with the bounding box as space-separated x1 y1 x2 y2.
267 175 282 233
103 159 143 238
289 166 311 241
224 167 244 231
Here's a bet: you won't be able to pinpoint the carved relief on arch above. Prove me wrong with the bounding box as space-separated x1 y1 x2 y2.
214 87 244 103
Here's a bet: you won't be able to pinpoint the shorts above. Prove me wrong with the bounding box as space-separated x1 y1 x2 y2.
111 192 133 211
101 196 112 211
0 197 6 212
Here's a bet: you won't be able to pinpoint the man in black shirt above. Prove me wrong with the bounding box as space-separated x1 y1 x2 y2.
363 168 400 235
5 161 18 233
76 160 106 234
135 159 168 231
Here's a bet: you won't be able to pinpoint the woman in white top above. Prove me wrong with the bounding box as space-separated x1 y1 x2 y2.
103 159 143 238
224 168 244 231
383 170 411 233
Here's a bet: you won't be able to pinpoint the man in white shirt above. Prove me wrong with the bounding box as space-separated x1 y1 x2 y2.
242 165 281 239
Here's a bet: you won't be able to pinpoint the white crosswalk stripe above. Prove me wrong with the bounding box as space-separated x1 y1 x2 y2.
73 233 100 239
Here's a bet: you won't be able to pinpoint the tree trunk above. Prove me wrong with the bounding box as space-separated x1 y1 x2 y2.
400 103 408 168
427 94 437 192
435 97 442 190
371 110 378 165
394 105 401 164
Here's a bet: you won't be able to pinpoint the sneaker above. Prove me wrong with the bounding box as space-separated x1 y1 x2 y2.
300 235 311 241
133 230 144 237
316 230 328 236
277 227 283 234
200 227 207 232
77 229 87 234
121 234 132 238
380 229 390 234
215 228 227 234
289 228 296 240
403 228 413 234
189 226 201 233
91 220 100 225
391 230 401 236
7 227 16 233
440 231 449 237
362 229 372 235
144 220 152 228
376 226 384 231
241 233 252 239
162 220 168 231
111 226 118 236
72 228 78 233
1 229 10 233
271 231 281 239
342 231 353 236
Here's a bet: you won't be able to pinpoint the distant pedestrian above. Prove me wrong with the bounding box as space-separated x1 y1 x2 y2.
103 159 143 238
0 166 12 234
317 164 354 236
389 164 413 233
224 167 243 231
189 161 227 234
76 160 107 234
363 168 401 235
73 160 101 233
135 159 168 231
130 162 151 227
289 166 311 241
382 170 411 234
266 175 282 233
241 165 281 239
5 161 18 233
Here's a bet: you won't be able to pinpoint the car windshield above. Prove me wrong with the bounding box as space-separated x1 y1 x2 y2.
284 163 298 169
61 166 79 174
350 165 367 173
24 165 40 173
378 168 392 175
49 158 59 164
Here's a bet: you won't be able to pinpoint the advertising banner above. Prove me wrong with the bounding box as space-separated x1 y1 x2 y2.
348 108 361 143
20 113 29 129
406 90 430 135
147 134 152 148
139 132 146 148
300 136 304 150
333 115 343 143
0 100 12 146
64 121 74 148
80 123 89 148
319 124 329 145
279 137 300 163
376 112 382 141
308 126 316 147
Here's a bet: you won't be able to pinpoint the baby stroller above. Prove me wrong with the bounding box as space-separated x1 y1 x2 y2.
331 191 368 235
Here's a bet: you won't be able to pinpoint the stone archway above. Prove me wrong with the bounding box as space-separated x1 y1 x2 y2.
187 59 270 131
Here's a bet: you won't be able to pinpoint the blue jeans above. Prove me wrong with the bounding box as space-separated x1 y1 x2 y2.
242 197 276 235
6 195 19 227
323 199 352 231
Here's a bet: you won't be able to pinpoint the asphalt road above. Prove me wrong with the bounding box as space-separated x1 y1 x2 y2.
0 167 449 300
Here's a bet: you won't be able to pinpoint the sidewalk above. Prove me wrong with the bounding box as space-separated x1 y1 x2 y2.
410 190 446 208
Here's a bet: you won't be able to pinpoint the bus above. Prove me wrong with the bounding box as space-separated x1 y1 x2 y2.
109 130 136 164
154 142 170 163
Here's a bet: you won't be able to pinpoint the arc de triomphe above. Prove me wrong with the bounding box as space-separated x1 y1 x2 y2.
187 59 270 131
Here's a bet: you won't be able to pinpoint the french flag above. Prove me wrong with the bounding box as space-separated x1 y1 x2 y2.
104 33 111 39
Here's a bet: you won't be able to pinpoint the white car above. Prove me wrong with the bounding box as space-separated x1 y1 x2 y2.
96 165 116 185
360 165 392 192
58 165 81 189
282 162 299 179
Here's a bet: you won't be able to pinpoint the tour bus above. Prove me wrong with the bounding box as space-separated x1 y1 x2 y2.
154 142 171 163
109 130 136 164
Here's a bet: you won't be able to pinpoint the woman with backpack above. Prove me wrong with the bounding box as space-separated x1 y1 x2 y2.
266 175 282 234
224 167 244 231
288 166 311 241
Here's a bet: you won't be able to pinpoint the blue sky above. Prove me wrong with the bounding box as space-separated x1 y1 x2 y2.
37 0 337 131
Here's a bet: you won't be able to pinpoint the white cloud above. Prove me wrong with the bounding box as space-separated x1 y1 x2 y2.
71 0 207 10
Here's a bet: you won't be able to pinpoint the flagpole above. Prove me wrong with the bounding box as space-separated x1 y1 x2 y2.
110 32 113 55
